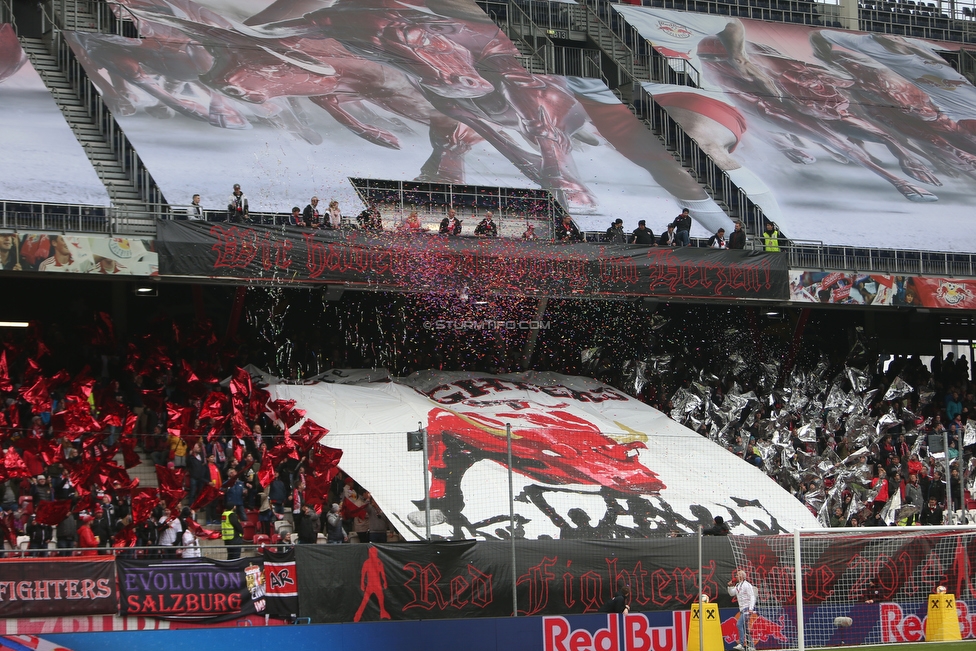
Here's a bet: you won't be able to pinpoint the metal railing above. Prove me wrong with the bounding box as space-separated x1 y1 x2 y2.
0 202 110 234
777 239 976 277
577 0 653 83
0 542 305 561
0 0 14 28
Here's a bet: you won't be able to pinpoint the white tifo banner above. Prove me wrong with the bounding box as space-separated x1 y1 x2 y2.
269 371 817 540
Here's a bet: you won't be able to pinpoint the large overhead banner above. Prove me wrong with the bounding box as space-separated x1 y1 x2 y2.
615 6 976 252
0 24 109 205
268 371 819 543
155 220 787 299
64 0 733 237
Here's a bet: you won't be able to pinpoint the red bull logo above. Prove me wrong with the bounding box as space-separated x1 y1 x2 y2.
543 612 690 651
751 614 789 644
657 21 692 39
720 613 789 646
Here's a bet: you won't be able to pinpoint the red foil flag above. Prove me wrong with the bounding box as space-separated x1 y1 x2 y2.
0 350 12 393
2 447 31 481
34 499 73 526
131 488 160 525
190 483 223 511
186 519 221 540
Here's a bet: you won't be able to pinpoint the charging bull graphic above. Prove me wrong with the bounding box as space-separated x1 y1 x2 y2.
269 372 818 540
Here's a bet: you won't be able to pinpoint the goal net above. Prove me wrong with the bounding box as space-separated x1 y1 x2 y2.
727 527 976 649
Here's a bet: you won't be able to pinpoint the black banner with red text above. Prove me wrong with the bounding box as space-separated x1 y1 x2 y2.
0 558 117 619
155 221 787 299
295 539 737 623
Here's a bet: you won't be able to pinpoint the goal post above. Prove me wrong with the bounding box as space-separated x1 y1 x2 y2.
727 526 976 650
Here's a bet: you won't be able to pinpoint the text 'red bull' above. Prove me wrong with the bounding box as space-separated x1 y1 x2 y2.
543 612 690 651
880 600 976 643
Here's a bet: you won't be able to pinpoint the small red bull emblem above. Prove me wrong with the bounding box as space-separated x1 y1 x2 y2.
751 614 789 644
721 613 789 645
657 21 692 39
935 281 972 306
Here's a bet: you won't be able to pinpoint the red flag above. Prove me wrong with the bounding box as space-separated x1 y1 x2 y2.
2 447 31 482
19 375 53 413
342 496 367 520
159 488 185 511
200 391 229 420
21 449 45 477
304 444 342 507
305 473 332 507
112 526 136 548
167 403 194 438
191 483 223 511
258 463 276 489
229 409 251 439
141 387 165 412
293 420 329 456
131 488 159 524
186 519 221 540
229 367 252 409
155 464 185 492
34 499 73 526
120 437 141 469
268 399 304 428
0 350 11 393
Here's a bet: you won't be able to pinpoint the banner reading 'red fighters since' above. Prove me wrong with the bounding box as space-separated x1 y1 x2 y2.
117 558 267 623
0 558 117 619
155 220 787 300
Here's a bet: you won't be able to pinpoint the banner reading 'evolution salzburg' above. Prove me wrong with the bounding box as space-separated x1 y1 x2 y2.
155 220 787 299
116 557 267 622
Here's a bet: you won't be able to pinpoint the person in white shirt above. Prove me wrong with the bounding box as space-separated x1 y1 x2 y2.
728 570 757 651
188 194 204 220
707 228 727 249
181 523 201 558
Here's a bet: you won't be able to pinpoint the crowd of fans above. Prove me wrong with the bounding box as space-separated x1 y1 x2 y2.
0 309 386 555
183 185 787 249
0 291 968 556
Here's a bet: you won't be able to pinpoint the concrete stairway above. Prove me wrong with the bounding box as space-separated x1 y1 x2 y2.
19 36 148 214
58 1 100 32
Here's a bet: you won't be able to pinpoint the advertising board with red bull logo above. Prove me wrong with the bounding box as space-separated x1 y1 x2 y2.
7 599 976 651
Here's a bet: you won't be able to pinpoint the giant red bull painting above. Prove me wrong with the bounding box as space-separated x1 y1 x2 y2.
617 5 976 253
63 0 733 237
268 371 818 541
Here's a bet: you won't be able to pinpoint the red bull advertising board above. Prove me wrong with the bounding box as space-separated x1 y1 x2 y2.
6 600 976 651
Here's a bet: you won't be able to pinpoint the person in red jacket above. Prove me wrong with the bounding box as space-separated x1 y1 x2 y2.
77 512 99 556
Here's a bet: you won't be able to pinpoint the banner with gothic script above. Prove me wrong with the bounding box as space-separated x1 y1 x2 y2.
155 221 787 299
0 558 116 619
116 557 267 623
295 539 737 623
